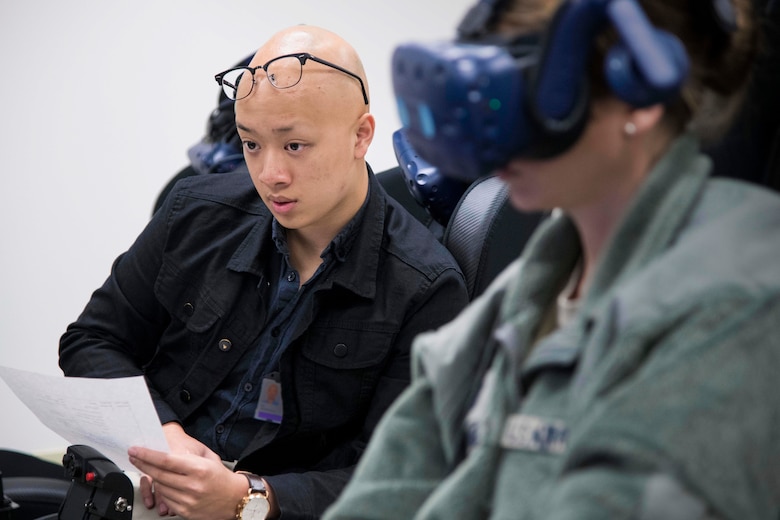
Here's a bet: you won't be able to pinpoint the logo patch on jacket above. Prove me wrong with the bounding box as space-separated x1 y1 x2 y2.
501 414 568 454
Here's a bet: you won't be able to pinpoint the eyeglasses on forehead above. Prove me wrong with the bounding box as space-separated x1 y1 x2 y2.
214 52 369 105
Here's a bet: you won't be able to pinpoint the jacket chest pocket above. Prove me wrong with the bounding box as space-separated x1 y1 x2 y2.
147 263 228 395
294 323 397 430
156 262 225 330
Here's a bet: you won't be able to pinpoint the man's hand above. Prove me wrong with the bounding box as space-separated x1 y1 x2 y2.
162 422 222 460
128 446 248 520
137 423 225 515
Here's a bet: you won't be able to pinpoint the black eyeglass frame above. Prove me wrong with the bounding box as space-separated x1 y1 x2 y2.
214 52 369 105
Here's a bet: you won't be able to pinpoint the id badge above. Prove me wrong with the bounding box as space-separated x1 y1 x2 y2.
254 373 283 424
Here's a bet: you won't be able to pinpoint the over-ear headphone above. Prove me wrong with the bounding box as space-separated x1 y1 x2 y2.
392 0 694 183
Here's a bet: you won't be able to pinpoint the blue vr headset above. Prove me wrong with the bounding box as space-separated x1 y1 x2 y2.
392 0 692 185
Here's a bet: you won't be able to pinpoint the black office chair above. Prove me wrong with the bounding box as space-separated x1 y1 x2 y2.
376 166 544 299
442 175 544 299
0 450 69 520
1 477 68 520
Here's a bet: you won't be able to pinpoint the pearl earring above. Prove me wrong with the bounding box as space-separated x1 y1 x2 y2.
624 121 637 136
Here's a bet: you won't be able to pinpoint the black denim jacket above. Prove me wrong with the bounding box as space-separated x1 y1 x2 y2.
59 166 468 519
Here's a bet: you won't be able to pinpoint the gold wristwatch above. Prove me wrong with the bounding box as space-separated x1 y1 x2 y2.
235 472 270 520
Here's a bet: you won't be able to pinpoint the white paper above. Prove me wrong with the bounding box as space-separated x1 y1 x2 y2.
0 365 169 472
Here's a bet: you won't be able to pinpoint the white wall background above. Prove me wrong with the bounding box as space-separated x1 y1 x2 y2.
0 0 471 456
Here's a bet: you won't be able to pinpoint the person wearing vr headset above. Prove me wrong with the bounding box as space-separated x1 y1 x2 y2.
58 25 468 520
324 0 780 518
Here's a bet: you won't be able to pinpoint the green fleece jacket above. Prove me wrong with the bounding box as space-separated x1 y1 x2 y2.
324 135 780 520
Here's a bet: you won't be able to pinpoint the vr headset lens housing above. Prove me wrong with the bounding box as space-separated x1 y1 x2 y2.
393 39 540 183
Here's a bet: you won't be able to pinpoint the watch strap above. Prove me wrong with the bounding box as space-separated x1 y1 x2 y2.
241 472 268 496
235 472 269 520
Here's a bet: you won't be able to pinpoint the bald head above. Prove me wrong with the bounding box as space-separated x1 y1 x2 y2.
233 25 376 243
248 25 370 111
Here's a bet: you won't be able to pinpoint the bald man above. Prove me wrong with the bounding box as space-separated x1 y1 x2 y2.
59 25 468 519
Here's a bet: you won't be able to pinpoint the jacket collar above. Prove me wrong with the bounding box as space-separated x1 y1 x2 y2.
322 166 384 299
226 164 383 300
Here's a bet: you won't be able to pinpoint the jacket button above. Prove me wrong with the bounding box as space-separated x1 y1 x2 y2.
333 343 348 358
179 389 191 402
183 302 194 316
218 339 232 352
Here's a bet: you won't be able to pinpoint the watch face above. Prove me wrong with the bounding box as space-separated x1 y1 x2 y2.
242 494 270 519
